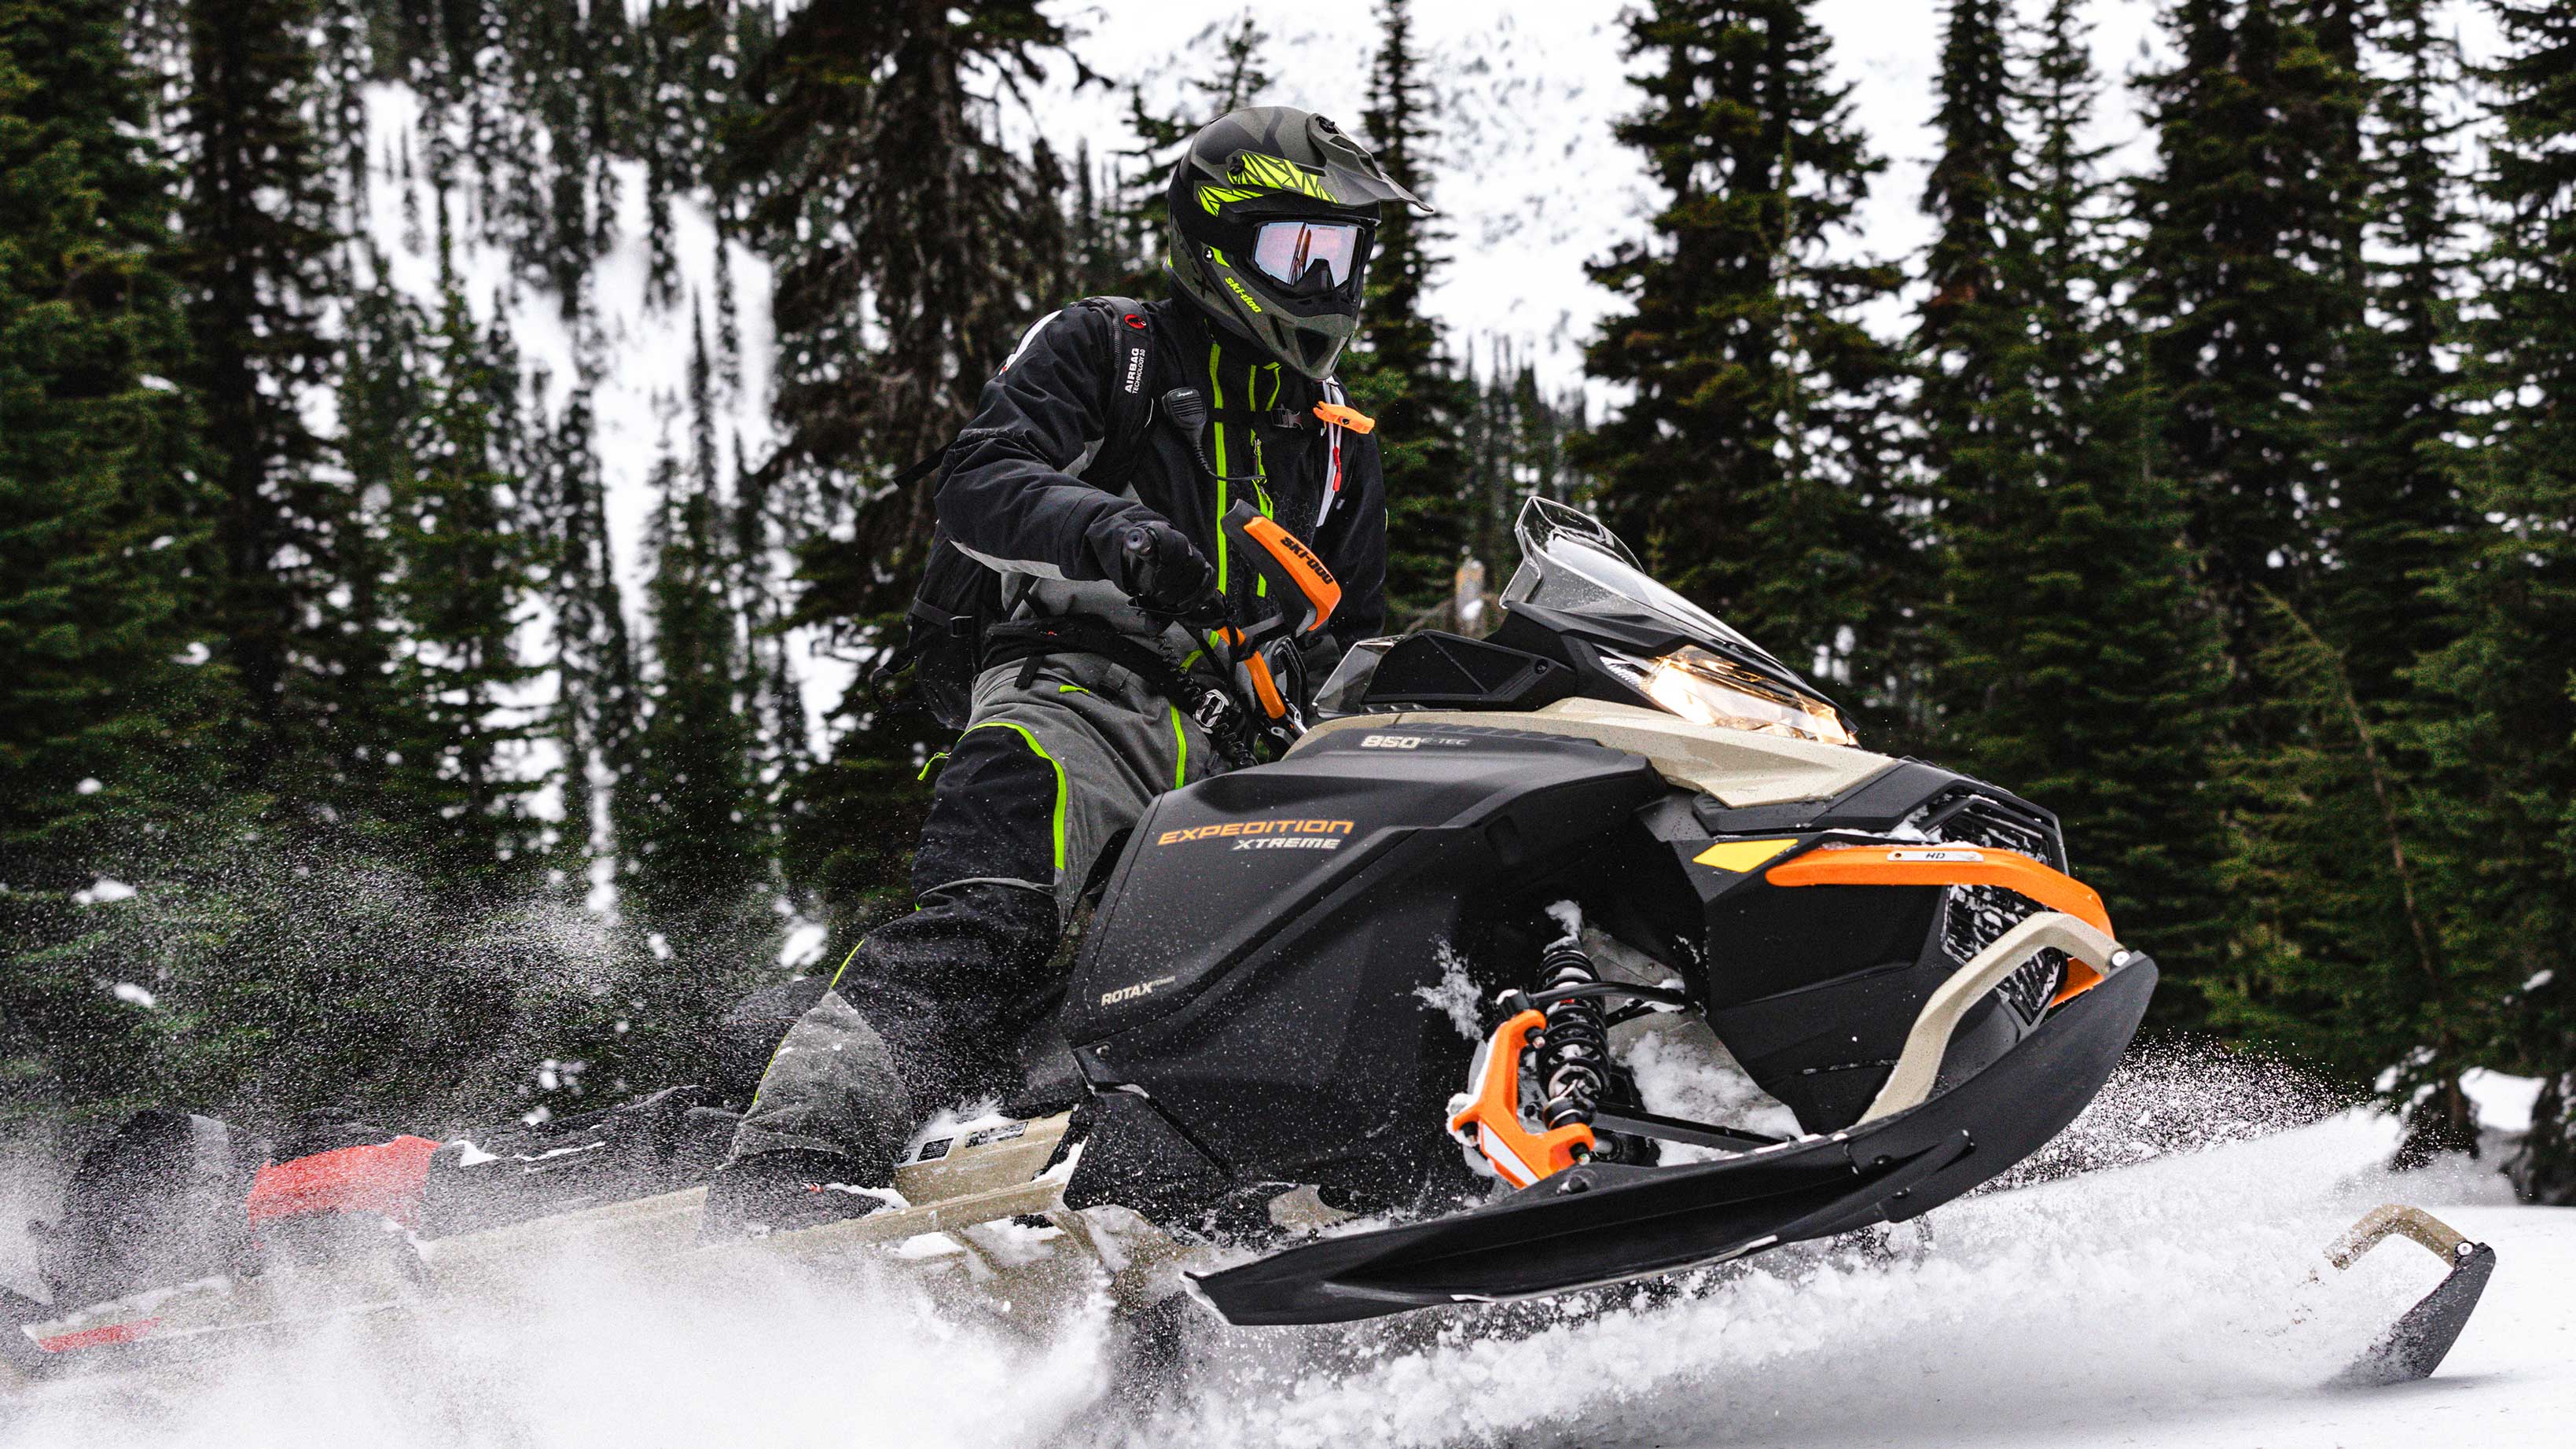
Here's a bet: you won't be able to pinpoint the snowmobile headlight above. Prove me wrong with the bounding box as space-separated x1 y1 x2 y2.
1600 645 1859 747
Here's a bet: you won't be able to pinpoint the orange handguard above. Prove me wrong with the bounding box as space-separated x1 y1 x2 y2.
1449 1009 1595 1188
1238 513 1342 634
1765 844 2114 1004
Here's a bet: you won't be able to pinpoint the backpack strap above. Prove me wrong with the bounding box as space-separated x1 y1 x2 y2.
1074 296 1159 487
1314 377 1366 529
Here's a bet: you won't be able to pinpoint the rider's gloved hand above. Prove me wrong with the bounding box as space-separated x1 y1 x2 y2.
1105 514 1222 623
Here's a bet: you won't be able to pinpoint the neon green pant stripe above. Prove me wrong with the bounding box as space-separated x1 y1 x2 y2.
1208 340 1230 594
824 938 867 991
963 720 1068 873
1168 704 1189 789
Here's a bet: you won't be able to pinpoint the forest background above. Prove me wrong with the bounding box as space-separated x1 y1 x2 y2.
6 0 2574 1202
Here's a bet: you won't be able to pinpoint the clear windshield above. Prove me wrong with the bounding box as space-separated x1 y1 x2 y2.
1499 497 1769 659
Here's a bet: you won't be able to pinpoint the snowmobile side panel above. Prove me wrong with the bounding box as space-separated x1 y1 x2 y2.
1061 1092 1229 1218
1067 725 1665 1212
1295 697 1893 810
1192 955 2155 1325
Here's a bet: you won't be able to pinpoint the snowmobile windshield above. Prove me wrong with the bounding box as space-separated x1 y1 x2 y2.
1501 497 1766 656
1500 497 1858 746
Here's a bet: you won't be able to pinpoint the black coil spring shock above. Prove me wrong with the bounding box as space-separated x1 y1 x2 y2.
1535 934 1609 1138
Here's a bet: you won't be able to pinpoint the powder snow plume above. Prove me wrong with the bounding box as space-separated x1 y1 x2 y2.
6 1051 2544 1449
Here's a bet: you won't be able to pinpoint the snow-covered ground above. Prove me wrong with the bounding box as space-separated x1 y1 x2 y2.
4 1081 2563 1447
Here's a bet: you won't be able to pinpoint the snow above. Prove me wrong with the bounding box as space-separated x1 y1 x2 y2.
9 1060 2568 1447
7 3 2565 1443
777 921 829 970
69 877 134 906
2464 1069 2545 1136
1411 943 1485 1040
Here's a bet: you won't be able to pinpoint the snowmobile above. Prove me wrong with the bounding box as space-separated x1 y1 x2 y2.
3 498 2491 1393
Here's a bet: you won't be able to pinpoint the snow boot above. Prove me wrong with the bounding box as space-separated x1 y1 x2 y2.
702 989 916 1241
699 1148 901 1240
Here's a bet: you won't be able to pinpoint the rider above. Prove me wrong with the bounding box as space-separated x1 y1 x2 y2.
707 106 1427 1233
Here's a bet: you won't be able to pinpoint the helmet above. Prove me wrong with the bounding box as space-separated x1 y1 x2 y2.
1163 106 1429 381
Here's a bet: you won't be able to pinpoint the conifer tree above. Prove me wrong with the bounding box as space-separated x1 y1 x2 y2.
176 0 345 788
0 0 234 1114
723 0 1070 920
616 321 767 964
1454 341 1588 610
1917 0 2019 432
1578 0 1918 735
2410 0 2576 1201
1928 0 2231 1023
2317 0 2470 708
2211 2 2482 1146
537 375 638 879
1347 0 1475 620
1108 13 1277 296
378 266 548 886
1916 0 2032 723
320 243 424 830
2128 0 2373 660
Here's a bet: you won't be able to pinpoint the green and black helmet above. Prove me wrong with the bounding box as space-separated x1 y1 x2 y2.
1163 105 1431 381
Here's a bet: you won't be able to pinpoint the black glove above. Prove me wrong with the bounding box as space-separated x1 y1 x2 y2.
1111 516 1221 622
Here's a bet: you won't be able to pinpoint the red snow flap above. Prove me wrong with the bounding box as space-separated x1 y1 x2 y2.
244 1135 442 1227
34 1318 162 1354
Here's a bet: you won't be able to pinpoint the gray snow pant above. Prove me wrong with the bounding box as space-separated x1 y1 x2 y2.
729 649 1220 1164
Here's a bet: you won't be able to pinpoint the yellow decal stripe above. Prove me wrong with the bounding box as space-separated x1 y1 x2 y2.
1692 838 1799 873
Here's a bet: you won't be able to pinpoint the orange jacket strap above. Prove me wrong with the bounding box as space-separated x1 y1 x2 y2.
1241 651 1288 719
1312 401 1376 435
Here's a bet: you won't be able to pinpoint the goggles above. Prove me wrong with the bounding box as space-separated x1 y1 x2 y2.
1250 219 1365 294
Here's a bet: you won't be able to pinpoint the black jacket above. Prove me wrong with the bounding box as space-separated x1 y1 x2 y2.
935 295 1388 666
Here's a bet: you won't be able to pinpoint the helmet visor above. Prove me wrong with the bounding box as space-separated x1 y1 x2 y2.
1250 220 1364 295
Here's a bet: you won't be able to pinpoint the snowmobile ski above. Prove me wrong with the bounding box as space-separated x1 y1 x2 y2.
2323 1204 2495 1387
1193 949 2156 1325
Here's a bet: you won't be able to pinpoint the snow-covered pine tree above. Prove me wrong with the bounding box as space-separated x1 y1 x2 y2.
1578 0 1920 741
